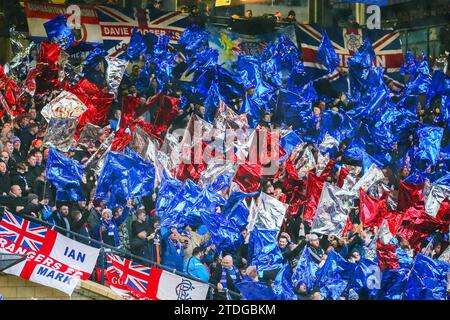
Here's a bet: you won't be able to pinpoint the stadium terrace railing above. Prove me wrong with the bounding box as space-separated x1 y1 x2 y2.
1 211 242 300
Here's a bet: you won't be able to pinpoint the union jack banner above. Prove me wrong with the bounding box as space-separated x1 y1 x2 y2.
25 1 191 57
0 208 100 295
106 253 152 297
0 209 47 252
297 24 404 88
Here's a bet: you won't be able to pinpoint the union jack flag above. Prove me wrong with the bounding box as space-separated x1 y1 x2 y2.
96 7 190 57
0 208 48 252
106 253 152 295
297 24 404 88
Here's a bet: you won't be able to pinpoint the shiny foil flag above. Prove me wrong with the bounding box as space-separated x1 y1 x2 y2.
155 171 184 217
199 197 242 253
105 56 128 97
125 28 146 62
415 125 444 169
273 264 297 300
41 90 88 122
159 179 202 229
248 227 283 273
233 163 263 193
424 183 450 218
311 183 356 236
249 192 288 232
95 149 155 207
44 14 74 49
292 246 319 293
82 47 107 75
315 250 356 300
404 254 450 300
44 117 78 152
351 163 385 193
317 31 340 74
46 148 84 190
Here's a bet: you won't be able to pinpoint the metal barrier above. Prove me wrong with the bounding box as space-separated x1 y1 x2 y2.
3 211 242 300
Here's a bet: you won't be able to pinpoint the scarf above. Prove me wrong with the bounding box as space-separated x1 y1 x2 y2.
220 265 239 291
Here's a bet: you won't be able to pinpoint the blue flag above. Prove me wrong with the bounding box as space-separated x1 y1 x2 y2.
348 258 380 300
414 125 444 171
404 53 431 96
159 179 202 229
273 263 297 300
178 25 209 59
404 254 450 300
43 15 74 49
95 149 155 207
46 148 84 190
248 227 283 273
315 250 356 300
82 47 107 75
317 31 340 74
236 281 277 300
200 199 242 254
292 246 319 293
156 171 184 217
125 28 146 62
222 191 258 232
376 268 409 300
187 189 225 228
400 50 417 77
46 148 84 202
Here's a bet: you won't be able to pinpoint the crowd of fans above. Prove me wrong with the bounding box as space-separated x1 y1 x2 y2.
0 2 448 301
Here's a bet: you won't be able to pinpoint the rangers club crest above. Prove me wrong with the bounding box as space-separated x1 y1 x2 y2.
343 29 363 52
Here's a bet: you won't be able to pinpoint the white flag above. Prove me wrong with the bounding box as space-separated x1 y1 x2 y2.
311 183 356 236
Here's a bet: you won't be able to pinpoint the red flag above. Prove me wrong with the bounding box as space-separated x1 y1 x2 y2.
337 166 350 188
111 128 132 151
397 207 448 251
376 240 400 270
142 93 180 137
121 95 142 122
398 180 424 211
360 189 387 228
68 78 104 104
436 199 450 223
38 42 61 65
233 163 263 193
302 160 334 221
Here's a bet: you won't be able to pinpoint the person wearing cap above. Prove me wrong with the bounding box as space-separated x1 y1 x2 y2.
16 193 47 219
308 233 326 264
11 137 24 164
184 246 210 282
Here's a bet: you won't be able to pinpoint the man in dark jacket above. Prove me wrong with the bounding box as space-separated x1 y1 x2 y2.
308 234 326 264
210 255 242 300
69 202 93 245
49 204 71 237
130 208 157 263
10 163 30 196
0 161 11 195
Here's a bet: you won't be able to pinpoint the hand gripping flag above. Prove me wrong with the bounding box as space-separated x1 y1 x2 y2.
0 209 100 295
